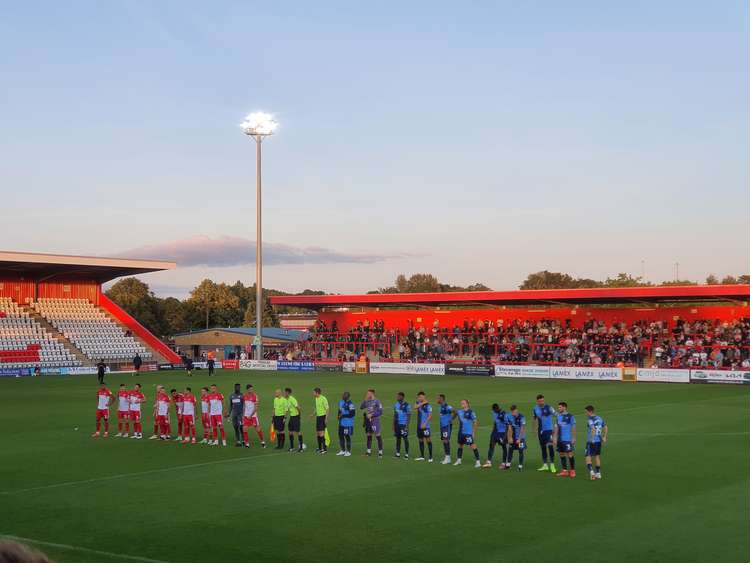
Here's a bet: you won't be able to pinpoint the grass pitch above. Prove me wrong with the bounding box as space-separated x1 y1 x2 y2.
1 369 748 563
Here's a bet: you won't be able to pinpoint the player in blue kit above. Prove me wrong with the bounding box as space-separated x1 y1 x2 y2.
392 392 412 459
482 403 508 469
436 394 455 464
533 394 557 474
414 391 433 462
554 401 577 478
505 405 527 471
453 399 481 468
336 391 356 457
584 405 608 480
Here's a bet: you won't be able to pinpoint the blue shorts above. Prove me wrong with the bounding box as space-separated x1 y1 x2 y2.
417 426 431 439
509 438 526 451
394 424 408 438
458 432 474 446
490 430 507 444
557 441 573 453
440 425 452 440
538 430 553 445
585 442 602 456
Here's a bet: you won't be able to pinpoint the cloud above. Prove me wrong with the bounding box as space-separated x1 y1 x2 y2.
115 235 413 267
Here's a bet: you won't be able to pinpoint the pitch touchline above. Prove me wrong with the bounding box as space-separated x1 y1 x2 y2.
1 452 285 496
0 533 169 563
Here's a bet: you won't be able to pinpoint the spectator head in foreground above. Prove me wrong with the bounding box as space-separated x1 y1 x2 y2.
0 540 53 563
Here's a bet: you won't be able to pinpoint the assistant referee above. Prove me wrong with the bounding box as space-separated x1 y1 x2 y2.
313 387 329 454
272 389 288 450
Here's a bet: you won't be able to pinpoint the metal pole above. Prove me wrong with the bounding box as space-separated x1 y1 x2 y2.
255 137 263 360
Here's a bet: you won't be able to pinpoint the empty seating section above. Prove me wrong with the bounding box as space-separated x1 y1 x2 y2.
0 297 80 368
30 298 152 362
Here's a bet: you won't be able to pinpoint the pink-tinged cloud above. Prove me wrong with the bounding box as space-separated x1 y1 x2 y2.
116 235 414 267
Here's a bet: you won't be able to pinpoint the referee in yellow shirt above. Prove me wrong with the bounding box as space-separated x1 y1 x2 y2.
313 387 329 454
285 387 305 453
272 389 289 450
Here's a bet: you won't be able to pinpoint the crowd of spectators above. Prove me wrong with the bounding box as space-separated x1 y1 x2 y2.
302 317 750 369
652 318 750 369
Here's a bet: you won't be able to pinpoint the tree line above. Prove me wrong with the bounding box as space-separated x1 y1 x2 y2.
106 271 750 338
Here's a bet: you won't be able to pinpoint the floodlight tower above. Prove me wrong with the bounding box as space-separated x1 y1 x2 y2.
241 112 278 360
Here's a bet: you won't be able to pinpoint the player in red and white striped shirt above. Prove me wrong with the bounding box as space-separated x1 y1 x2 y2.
116 384 131 437
171 389 184 442
200 387 211 444
128 383 146 439
207 384 227 446
151 386 172 440
181 387 197 444
92 383 113 438
242 384 266 448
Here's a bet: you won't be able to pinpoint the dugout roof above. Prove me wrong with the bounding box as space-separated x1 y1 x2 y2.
270 285 750 310
0 251 176 283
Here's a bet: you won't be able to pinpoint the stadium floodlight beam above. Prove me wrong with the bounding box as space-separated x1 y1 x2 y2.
241 112 278 360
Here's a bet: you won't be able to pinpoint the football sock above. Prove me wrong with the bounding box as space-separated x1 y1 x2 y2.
457 447 463 459
487 443 495 461
289 435 295 449
541 444 548 463
561 457 568 470
595 465 601 473
376 436 383 450
395 436 401 453
366 435 373 449
419 442 425 457
243 430 249 443
569 457 575 470
339 434 346 450
587 463 593 472
427 441 433 458
345 434 351 452
443 441 450 455
519 451 524 465
473 448 480 460
403 437 409 454
548 445 555 463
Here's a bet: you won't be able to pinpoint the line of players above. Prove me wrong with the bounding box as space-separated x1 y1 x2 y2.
92 383 608 480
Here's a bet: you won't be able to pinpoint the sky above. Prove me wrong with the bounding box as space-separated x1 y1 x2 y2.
1 1 748 298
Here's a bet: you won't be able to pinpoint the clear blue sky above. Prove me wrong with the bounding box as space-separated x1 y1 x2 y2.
2 1 748 297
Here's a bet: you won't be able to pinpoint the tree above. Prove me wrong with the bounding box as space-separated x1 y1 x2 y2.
659 279 698 286
105 278 163 336
705 274 719 285
186 279 240 329
159 297 188 336
603 273 651 288
519 271 601 290
243 296 278 328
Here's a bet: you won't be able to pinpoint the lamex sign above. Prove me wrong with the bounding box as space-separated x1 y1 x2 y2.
222 360 240 370
192 361 223 370
494 365 551 379
369 362 445 375
239 359 278 371
550 366 622 381
636 368 691 384
277 361 315 372
690 369 750 385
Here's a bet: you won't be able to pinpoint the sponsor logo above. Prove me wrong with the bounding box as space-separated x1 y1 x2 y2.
239 359 278 371
315 362 343 372
158 363 174 371
464 365 492 376
222 360 239 370
0 368 32 377
277 361 315 372
636 369 690 384
369 363 445 375
495 365 551 379
342 362 356 373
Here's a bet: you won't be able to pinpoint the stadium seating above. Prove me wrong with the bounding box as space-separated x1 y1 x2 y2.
0 297 81 368
30 298 152 362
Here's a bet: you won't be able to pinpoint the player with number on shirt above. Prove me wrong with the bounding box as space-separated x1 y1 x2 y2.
208 384 227 446
242 384 266 448
92 383 113 438
181 387 197 444
200 387 211 444
584 405 608 480
115 383 131 437
128 383 145 439
454 399 481 468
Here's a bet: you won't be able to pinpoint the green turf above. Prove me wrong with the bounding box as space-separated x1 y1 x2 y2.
1 369 749 563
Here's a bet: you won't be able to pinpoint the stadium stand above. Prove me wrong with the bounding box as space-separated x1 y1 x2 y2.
0 297 81 368
30 298 152 362
0 251 180 370
272 286 750 369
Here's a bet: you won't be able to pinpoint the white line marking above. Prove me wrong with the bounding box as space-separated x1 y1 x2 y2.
0 452 285 496
614 431 750 437
0 533 169 563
